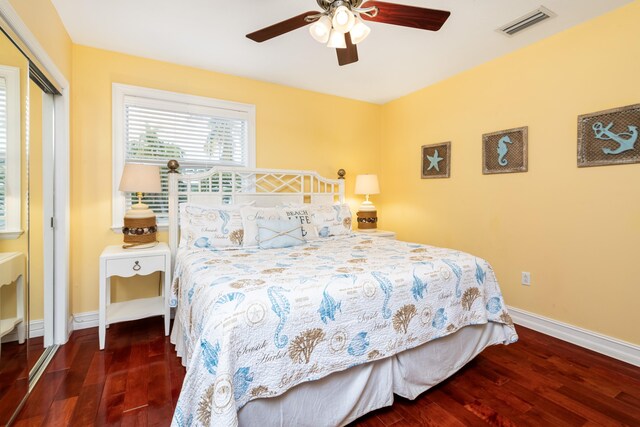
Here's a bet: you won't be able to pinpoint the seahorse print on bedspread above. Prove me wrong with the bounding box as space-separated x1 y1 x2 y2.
268 286 291 348
442 259 463 298
219 210 230 234
371 272 394 319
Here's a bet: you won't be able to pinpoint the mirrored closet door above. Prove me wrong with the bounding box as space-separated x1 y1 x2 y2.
0 24 57 425
0 28 30 426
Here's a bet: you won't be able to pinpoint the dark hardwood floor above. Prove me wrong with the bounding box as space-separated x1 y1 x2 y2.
12 317 640 426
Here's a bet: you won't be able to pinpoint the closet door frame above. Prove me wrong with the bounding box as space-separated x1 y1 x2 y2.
41 92 54 348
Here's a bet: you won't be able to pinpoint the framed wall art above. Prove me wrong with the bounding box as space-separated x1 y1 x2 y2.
421 142 450 179
482 126 528 174
577 103 640 167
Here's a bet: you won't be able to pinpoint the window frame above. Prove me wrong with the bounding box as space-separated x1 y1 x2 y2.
111 83 256 231
0 64 22 239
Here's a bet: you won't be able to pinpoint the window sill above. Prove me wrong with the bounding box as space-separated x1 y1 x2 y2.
0 229 25 240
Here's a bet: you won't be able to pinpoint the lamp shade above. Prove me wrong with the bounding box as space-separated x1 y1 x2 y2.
327 29 346 49
118 163 162 194
332 5 355 33
350 17 371 44
309 16 332 43
355 174 380 195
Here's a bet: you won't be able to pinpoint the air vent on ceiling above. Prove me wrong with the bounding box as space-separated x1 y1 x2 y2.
497 6 556 37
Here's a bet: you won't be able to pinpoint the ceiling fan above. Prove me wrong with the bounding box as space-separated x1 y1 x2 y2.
246 0 450 66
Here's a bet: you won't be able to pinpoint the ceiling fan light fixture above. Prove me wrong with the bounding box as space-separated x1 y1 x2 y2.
332 5 355 33
326 28 346 49
309 15 332 43
350 16 371 44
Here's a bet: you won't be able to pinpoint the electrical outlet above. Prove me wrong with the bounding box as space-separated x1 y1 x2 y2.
522 272 531 286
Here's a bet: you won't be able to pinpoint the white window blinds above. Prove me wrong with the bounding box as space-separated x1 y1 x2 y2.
0 76 7 229
112 84 256 228
0 65 21 236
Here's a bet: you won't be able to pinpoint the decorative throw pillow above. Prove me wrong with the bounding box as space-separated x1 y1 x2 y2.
179 203 244 249
279 207 320 241
240 206 283 247
291 203 352 237
257 219 305 249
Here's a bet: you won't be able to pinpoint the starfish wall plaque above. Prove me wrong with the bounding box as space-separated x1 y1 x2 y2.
421 142 451 179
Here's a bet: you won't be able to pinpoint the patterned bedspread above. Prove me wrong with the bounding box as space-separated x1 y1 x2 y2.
170 234 518 426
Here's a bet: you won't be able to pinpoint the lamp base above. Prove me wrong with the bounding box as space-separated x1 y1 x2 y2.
358 200 376 212
356 210 378 230
122 214 157 246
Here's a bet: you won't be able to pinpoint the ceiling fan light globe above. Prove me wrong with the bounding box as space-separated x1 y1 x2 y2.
350 17 371 44
309 16 332 43
326 29 347 49
332 5 355 33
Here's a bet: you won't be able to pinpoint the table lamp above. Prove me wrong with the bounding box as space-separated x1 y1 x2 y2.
119 163 162 248
354 174 380 231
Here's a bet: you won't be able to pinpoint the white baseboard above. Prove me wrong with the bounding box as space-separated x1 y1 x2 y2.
67 316 74 339
508 305 640 367
72 311 99 330
29 319 44 338
71 308 175 332
1 318 45 342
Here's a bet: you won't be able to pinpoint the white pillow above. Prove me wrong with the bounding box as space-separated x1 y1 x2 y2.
279 206 319 241
179 203 245 249
240 206 283 247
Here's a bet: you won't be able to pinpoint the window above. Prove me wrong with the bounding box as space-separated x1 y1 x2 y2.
0 65 21 237
112 84 256 228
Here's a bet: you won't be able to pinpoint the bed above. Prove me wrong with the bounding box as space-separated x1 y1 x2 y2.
166 164 518 427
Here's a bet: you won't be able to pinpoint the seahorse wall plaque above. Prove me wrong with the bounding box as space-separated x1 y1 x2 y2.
578 104 640 167
482 126 528 174
421 142 451 179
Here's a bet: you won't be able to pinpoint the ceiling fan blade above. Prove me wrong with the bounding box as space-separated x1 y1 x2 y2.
360 1 450 31
246 11 320 42
336 33 358 66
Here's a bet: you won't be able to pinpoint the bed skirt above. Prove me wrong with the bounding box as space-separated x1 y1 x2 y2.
172 320 512 426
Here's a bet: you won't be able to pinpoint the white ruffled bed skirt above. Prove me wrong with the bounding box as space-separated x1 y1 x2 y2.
171 320 512 426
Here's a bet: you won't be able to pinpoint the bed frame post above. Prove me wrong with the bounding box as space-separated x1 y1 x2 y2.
167 160 180 262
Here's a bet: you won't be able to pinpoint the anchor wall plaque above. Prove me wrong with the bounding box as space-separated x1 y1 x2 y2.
482 126 528 174
578 103 640 167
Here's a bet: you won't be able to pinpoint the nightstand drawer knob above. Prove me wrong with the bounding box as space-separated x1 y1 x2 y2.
132 261 141 271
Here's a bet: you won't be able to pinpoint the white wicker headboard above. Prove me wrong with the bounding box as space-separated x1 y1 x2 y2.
167 160 345 258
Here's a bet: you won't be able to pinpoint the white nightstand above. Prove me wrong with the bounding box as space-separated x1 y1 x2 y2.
98 242 171 350
355 229 396 239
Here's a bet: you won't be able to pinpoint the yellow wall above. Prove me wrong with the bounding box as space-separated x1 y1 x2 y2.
379 2 640 344
8 0 72 82
9 0 639 346
70 45 382 313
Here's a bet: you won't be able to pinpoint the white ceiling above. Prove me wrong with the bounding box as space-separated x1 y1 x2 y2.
51 0 632 104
